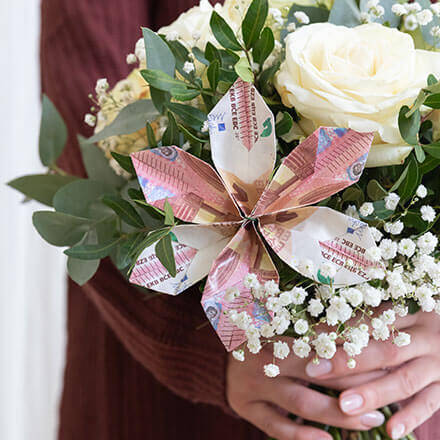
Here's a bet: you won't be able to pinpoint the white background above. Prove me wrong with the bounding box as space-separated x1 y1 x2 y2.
0 1 67 440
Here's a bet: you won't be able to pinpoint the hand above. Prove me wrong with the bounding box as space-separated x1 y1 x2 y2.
304 311 440 439
226 338 388 440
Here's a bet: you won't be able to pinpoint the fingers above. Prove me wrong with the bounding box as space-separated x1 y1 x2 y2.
338 356 440 416
244 402 332 440
387 382 440 439
265 378 385 431
318 369 388 391
305 327 432 380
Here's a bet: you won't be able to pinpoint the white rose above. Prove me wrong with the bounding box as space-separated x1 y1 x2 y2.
275 23 440 167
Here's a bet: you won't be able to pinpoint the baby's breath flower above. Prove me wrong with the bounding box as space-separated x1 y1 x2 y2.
84 113 97 127
225 287 240 302
298 258 314 278
165 31 179 41
307 298 324 317
384 192 400 211
260 323 275 338
294 319 309 335
431 25 440 38
416 184 428 198
279 290 293 306
135 38 146 63
398 238 416 258
394 304 409 317
392 3 407 16
369 227 383 242
244 273 260 289
312 333 337 359
264 363 280 378
345 204 360 219
384 220 404 235
404 14 419 31
421 205 436 223
126 53 137 64
432 3 440 17
293 339 311 358
360 202 374 217
232 349 245 362
347 358 357 369
394 332 411 347
274 341 290 360
264 280 280 297
416 9 433 26
183 61 195 74
201 120 209 132
379 239 398 259
287 22 296 32
366 246 382 262
407 3 422 13
341 287 363 307
417 232 438 255
290 287 307 305
95 78 109 95
294 11 310 24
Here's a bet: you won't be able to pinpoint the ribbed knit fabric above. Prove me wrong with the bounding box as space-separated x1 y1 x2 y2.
40 1 438 438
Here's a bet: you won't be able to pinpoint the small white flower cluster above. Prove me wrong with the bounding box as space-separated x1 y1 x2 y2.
361 0 385 23
229 183 439 378
391 2 434 31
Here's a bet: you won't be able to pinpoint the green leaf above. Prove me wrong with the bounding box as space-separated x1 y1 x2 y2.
163 200 174 226
155 234 177 277
423 142 440 159
398 105 420 146
192 47 209 65
399 155 420 200
141 69 190 93
167 102 207 130
7 174 78 207
390 163 410 192
39 95 68 166
252 27 274 66
115 232 146 270
207 59 220 91
242 0 268 50
403 211 428 233
53 179 116 218
146 122 157 147
102 195 145 228
205 42 222 65
162 112 180 146
65 236 123 260
369 200 394 220
286 5 329 27
170 88 201 101
178 124 208 144
342 187 364 203
328 0 361 27
424 93 440 109
32 211 91 246
428 74 438 86
165 39 192 80
88 99 158 142
67 257 100 285
275 112 293 137
414 144 426 163
78 135 126 187
111 152 136 175
210 11 243 51
142 27 175 76
367 180 388 201
150 88 170 114
234 57 254 83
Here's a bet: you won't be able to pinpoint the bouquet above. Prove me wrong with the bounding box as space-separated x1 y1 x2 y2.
9 0 440 438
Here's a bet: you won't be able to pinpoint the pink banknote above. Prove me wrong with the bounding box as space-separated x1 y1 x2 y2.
130 78 377 351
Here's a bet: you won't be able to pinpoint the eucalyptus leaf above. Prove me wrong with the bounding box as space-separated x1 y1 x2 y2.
210 11 243 51
424 142 440 159
367 180 388 201
53 179 116 218
141 69 189 93
116 232 146 270
39 95 68 166
167 102 207 130
142 27 175 76
88 99 158 143
102 195 145 228
78 135 126 187
275 112 293 137
67 257 100 285
192 47 209 65
414 144 426 163
33 211 92 246
65 236 123 260
242 0 268 49
252 27 274 66
7 174 78 207
155 234 177 277
328 0 361 27
342 187 364 203
424 94 440 109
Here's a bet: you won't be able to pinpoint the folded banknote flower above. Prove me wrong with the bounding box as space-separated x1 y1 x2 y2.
130 78 378 351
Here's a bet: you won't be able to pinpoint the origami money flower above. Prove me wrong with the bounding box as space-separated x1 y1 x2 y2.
130 79 377 351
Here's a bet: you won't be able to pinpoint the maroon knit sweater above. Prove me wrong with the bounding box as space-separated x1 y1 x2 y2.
40 1 438 438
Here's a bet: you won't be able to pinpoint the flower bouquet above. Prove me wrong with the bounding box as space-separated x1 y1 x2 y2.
9 0 440 438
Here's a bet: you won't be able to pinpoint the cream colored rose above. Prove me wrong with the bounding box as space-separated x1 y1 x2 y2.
275 23 440 167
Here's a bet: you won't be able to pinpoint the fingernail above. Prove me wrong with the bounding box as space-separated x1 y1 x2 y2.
340 394 364 413
305 359 332 377
391 424 405 439
360 411 385 428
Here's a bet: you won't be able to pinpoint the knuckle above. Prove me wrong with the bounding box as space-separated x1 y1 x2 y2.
363 386 380 409
398 368 418 397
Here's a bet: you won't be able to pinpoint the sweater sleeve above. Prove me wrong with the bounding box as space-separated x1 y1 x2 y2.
40 0 231 411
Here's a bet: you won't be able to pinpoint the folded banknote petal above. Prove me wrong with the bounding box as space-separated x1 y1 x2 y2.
253 128 374 217
201 222 278 351
207 78 277 216
259 206 378 287
131 146 241 224
129 224 237 295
